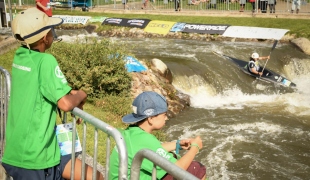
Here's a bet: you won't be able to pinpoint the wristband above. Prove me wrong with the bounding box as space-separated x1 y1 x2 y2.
190 143 200 154
176 140 181 154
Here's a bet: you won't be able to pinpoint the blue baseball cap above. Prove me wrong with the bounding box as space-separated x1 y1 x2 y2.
122 91 168 124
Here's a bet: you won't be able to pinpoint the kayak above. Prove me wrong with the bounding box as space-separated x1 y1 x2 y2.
213 51 297 88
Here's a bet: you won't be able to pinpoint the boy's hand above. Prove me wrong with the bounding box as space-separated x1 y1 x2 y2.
190 136 203 149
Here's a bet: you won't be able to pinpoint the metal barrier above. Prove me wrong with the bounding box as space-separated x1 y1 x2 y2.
131 149 200 180
0 66 10 163
69 107 128 180
0 66 11 180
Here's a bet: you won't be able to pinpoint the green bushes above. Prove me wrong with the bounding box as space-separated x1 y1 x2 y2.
48 38 132 99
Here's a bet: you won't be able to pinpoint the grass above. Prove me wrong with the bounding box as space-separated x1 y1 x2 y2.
0 50 14 72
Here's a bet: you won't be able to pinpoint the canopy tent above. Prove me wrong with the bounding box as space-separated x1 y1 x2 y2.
222 26 289 40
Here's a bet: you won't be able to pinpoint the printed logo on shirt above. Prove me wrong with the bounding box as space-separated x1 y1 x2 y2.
55 66 67 83
12 63 31 72
156 148 171 160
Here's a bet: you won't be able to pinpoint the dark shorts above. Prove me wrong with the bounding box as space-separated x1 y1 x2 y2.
161 161 206 180
2 154 72 180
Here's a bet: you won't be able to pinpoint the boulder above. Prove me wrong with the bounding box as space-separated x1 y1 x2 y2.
290 38 310 55
151 58 173 83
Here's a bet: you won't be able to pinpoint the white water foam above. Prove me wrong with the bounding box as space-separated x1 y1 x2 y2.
167 120 308 180
189 86 280 109
173 72 310 115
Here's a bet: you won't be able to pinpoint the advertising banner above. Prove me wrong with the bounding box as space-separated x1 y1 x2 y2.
222 26 289 40
144 20 176 35
181 23 230 35
53 15 91 25
170 22 186 32
102 18 128 26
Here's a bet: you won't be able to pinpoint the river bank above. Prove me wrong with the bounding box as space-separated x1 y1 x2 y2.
2 22 310 56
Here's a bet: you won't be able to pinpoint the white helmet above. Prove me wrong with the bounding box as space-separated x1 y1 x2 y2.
251 53 259 59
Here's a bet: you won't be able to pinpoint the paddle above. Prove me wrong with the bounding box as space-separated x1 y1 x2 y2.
259 40 278 78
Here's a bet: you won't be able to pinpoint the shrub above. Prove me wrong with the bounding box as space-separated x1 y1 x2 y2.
48 38 132 99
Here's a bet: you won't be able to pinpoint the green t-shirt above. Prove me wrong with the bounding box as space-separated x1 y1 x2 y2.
109 126 177 180
2 47 72 169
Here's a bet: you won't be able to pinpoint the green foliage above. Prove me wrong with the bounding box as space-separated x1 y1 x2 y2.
95 94 132 117
0 48 15 73
48 38 132 99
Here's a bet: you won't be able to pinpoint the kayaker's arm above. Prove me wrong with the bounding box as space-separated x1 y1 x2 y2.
258 55 270 60
250 67 261 75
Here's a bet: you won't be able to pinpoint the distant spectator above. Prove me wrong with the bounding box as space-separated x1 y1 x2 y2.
268 0 276 13
239 0 246 12
188 0 206 5
36 0 60 41
141 0 149 9
36 0 52 17
123 0 129 9
291 0 300 14
249 0 256 12
175 0 180 11
260 0 268 13
207 0 217 9
258 0 261 12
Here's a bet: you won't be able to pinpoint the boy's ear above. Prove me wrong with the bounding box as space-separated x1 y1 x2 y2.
147 117 153 125
42 35 49 45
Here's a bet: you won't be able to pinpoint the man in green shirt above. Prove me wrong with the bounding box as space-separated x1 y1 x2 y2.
1 8 103 180
109 91 207 179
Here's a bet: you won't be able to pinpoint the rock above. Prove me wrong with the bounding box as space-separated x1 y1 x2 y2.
84 24 98 34
130 59 190 116
151 58 173 83
290 38 310 55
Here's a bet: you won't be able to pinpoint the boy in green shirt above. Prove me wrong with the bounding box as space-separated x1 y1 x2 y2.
109 91 207 179
1 8 103 180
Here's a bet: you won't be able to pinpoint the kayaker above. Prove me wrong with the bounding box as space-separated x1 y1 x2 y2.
248 52 270 76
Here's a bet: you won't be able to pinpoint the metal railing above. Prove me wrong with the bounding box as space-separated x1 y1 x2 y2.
0 66 10 163
68 108 128 180
131 149 200 180
0 67 11 180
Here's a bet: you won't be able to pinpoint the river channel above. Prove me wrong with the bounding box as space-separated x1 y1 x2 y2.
61 33 310 180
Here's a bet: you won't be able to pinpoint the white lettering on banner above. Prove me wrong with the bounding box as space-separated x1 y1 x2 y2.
129 23 143 26
128 20 145 26
128 20 145 23
184 24 228 31
107 18 122 24
12 63 31 72
52 15 91 25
